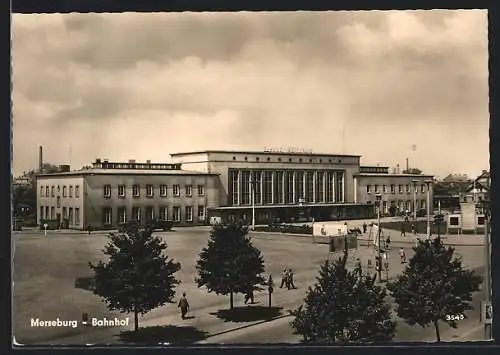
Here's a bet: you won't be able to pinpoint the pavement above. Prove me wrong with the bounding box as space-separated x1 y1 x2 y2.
13 226 487 345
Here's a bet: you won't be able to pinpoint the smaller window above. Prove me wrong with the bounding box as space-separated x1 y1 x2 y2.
185 206 193 222
57 186 60 192
63 186 67 197
421 184 426 193
103 185 112 198
309 158 312 162
132 184 140 197
366 185 372 194
46 186 49 196
118 185 125 197
299 158 303 162
244 156 248 161
160 184 167 197
75 185 80 198
267 157 271 161
173 184 180 197
390 184 395 194
40 186 44 197
146 184 154 197
329 159 332 163
233 156 236 160
477 216 485 225
278 158 282 162
338 159 341 163
56 196 61 208
197 185 205 196
256 157 260 161
450 217 460 226
319 159 322 163
51 186 55 197
289 158 292 162
186 185 193 197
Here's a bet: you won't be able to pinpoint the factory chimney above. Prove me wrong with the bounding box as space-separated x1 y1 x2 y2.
406 158 409 173
39 146 43 173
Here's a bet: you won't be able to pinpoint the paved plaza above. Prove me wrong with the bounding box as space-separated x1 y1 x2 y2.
13 226 486 345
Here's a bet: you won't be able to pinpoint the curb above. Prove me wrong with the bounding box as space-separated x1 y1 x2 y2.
204 313 293 340
251 231 483 247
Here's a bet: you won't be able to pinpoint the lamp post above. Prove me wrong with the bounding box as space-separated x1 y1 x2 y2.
425 180 432 239
250 172 256 230
375 192 382 283
483 173 491 340
412 179 419 221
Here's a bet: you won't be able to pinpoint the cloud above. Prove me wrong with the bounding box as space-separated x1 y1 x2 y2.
11 10 489 178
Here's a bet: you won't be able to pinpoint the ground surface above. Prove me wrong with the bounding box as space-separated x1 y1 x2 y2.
13 226 487 345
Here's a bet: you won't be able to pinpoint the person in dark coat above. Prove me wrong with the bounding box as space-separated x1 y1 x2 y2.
287 269 296 289
400 224 406 237
178 293 190 319
244 288 255 304
363 223 367 234
280 268 288 288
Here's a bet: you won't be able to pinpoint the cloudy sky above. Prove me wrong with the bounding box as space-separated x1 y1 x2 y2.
12 10 488 179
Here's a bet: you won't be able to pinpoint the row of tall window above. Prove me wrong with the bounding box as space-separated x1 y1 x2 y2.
103 184 205 198
102 205 205 224
366 183 428 194
40 184 80 198
39 205 80 225
229 170 344 206
232 156 347 164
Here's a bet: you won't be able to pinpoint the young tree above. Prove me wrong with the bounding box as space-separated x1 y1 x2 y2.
195 223 265 309
291 249 395 344
89 224 181 331
387 237 482 342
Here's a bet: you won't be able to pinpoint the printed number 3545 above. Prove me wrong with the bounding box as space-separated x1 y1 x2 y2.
446 314 465 321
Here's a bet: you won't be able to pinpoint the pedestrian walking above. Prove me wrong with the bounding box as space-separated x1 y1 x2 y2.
244 289 255 304
411 223 416 235
287 269 296 289
280 268 288 288
87 224 92 235
363 222 367 234
400 224 406 237
178 293 190 319
399 247 406 264
355 257 362 275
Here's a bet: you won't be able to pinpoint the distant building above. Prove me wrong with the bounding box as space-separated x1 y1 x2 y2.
442 173 470 183
36 159 220 229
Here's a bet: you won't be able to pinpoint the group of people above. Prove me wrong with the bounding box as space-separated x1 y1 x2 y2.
280 268 296 290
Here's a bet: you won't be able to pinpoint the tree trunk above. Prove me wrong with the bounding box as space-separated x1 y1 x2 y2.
433 320 441 342
230 291 234 310
134 308 139 332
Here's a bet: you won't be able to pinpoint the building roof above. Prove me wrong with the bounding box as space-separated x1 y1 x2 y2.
170 150 361 158
36 169 219 178
354 173 434 178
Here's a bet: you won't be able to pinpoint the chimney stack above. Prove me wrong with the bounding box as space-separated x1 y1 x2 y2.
406 158 409 173
39 146 43 173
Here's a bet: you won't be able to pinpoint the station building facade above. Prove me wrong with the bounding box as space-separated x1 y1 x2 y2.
170 150 375 224
36 159 220 230
36 150 434 229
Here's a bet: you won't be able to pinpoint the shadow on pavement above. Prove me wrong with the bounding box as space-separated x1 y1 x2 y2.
211 306 284 323
118 325 209 345
74 276 95 291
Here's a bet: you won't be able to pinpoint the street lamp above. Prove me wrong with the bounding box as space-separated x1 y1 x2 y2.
425 180 432 239
412 179 419 221
250 172 256 230
375 192 382 283
482 173 491 340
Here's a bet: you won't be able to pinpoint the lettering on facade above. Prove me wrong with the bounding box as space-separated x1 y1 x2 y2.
263 147 314 154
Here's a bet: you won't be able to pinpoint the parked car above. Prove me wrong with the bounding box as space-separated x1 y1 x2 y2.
118 219 174 233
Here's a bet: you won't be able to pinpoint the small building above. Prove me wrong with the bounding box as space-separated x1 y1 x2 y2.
36 159 220 230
